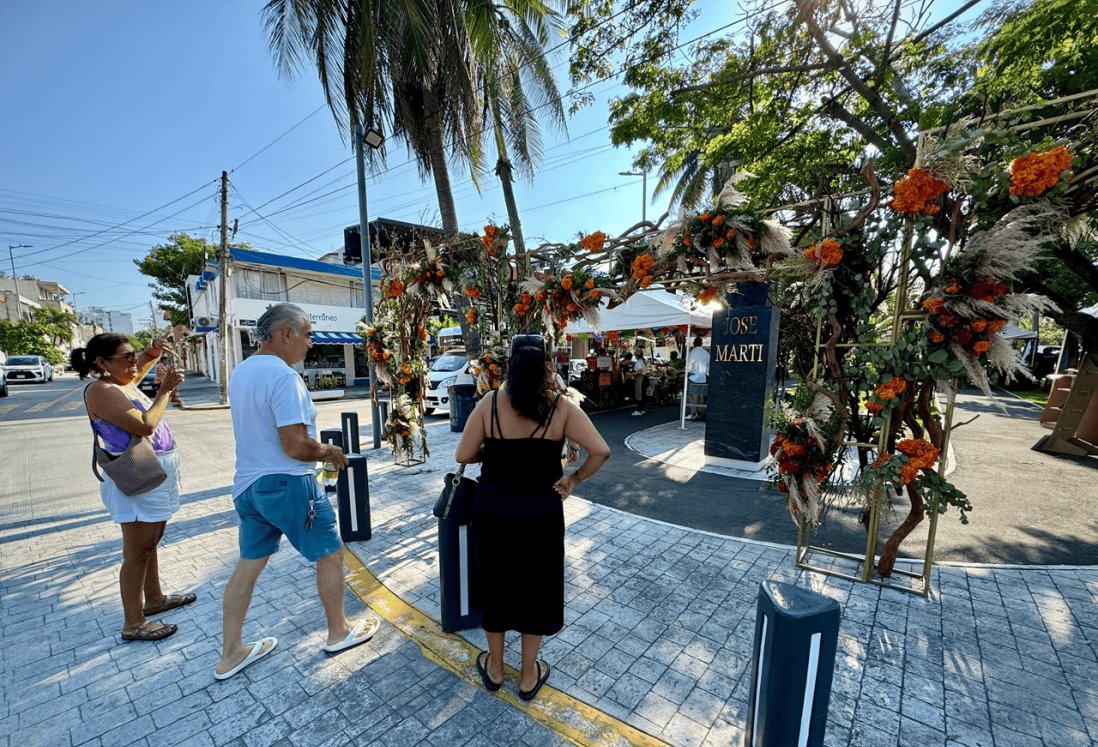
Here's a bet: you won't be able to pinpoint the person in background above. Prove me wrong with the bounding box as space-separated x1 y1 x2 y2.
630 347 648 416
686 336 710 420
215 303 380 680
455 334 610 701
156 356 183 407
72 333 193 642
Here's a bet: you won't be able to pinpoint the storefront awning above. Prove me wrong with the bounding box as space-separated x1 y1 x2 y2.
311 331 361 345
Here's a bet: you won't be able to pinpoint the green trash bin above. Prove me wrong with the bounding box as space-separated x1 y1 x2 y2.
448 384 478 432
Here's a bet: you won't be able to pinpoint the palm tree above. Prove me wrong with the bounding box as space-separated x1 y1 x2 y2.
474 0 565 270
263 0 563 351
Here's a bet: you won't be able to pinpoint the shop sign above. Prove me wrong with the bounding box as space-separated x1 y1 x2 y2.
232 299 364 332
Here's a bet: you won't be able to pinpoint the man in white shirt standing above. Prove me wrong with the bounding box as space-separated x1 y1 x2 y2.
214 303 379 680
628 347 648 416
686 336 710 420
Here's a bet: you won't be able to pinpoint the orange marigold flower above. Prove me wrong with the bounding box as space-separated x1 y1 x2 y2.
466 309 477 324
711 214 726 227
817 239 843 268
588 289 600 299
698 212 711 223
682 234 692 247
970 319 989 333
639 277 652 289
803 245 818 262
579 231 607 251
697 287 719 304
946 280 961 294
534 290 546 303
712 236 725 249
1010 145 1072 197
464 286 481 299
922 297 945 315
987 319 1007 333
889 167 950 215
561 276 573 291
585 278 595 289
631 253 656 281
928 330 945 344
866 402 884 414
973 340 990 355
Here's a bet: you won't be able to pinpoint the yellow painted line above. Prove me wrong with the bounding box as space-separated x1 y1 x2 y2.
26 402 52 413
342 547 668 747
0 403 18 414
59 401 85 411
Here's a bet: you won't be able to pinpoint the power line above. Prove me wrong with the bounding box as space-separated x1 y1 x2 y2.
231 104 327 173
15 179 219 262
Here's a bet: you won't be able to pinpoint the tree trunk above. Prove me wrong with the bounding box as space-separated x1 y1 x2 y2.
876 482 923 577
496 156 527 271
423 89 480 355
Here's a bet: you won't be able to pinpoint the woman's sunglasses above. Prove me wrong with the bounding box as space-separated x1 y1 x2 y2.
107 351 139 363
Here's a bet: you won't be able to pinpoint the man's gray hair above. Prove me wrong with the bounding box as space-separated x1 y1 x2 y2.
254 303 310 343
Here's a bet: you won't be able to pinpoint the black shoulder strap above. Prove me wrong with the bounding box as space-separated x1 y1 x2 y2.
531 393 563 438
83 383 105 483
490 389 502 438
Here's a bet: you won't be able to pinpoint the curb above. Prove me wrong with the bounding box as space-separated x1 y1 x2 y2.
341 546 669 747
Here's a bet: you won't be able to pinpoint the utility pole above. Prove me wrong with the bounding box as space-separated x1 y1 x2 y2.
355 125 384 449
149 300 160 336
218 170 230 405
7 244 32 321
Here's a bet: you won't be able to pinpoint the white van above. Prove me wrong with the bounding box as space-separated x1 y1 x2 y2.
424 349 476 414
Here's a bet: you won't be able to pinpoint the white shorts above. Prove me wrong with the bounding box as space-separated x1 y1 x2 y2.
100 449 182 524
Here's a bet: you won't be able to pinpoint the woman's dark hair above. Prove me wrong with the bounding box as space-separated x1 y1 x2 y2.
670 350 679 360
506 334 556 424
693 336 704 347
70 333 130 379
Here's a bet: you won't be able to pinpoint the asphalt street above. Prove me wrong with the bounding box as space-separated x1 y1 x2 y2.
0 373 88 422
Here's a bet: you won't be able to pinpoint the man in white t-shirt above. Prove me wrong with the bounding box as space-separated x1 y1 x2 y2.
626 348 648 416
686 336 710 420
214 304 379 681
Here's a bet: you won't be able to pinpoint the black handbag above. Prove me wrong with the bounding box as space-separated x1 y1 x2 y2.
433 464 477 524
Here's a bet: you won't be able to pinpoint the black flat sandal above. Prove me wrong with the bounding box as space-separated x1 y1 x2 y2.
518 660 550 701
476 651 503 692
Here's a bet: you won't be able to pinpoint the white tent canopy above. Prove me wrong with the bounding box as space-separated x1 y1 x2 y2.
565 292 714 334
1000 323 1038 341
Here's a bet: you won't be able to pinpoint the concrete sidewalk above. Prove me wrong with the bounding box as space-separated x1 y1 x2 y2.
1 402 1096 746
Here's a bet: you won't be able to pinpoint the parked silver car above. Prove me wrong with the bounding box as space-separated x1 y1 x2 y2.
3 355 54 384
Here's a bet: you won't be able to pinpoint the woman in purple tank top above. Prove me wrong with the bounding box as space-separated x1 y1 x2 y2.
72 333 195 642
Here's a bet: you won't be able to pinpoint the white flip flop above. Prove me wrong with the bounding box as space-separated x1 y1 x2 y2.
323 616 380 654
213 636 278 680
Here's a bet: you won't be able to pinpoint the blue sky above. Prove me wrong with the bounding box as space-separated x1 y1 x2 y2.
0 0 971 328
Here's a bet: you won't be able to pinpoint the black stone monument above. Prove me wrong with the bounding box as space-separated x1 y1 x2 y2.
704 282 780 465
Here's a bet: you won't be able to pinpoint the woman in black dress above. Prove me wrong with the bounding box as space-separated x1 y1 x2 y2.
455 334 611 700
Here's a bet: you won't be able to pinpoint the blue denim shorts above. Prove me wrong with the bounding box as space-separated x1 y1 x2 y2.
234 474 343 562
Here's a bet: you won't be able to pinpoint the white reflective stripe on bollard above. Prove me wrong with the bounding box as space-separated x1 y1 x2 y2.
798 632 822 747
458 526 470 616
751 612 768 746
348 468 359 532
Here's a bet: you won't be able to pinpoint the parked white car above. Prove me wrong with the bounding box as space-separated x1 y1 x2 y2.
424 350 475 414
4 355 53 384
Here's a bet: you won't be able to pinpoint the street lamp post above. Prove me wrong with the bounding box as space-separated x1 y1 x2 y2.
618 171 648 224
355 124 385 449
7 244 32 321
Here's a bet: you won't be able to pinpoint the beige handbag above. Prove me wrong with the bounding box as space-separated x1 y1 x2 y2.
85 385 168 496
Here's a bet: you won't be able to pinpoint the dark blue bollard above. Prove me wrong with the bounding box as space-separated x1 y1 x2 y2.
320 428 344 452
744 581 840 747
341 412 361 454
335 454 371 542
448 384 478 433
438 516 481 632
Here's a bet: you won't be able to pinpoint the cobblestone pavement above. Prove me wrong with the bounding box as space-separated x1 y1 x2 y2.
2 407 1097 747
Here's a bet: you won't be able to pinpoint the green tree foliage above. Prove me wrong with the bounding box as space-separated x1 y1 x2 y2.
0 321 65 365
134 233 244 327
30 307 78 346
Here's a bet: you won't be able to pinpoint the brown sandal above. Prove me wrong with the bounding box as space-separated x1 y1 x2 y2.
143 593 197 615
121 621 178 642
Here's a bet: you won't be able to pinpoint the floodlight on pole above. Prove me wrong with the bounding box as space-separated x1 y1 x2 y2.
355 123 385 449
7 244 32 321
